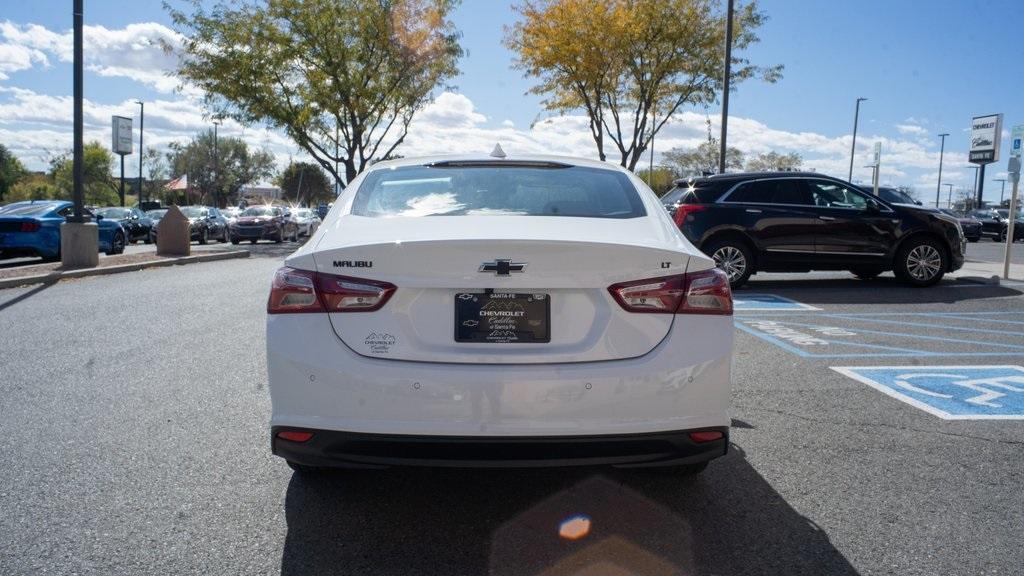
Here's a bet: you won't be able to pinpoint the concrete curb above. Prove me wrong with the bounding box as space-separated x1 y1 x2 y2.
0 250 250 290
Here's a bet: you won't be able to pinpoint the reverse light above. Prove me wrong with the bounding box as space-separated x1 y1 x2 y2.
672 204 707 227
608 268 732 315
267 267 396 314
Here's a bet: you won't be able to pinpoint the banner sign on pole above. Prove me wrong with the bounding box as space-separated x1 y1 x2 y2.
969 113 1002 164
1011 124 1023 161
111 115 133 155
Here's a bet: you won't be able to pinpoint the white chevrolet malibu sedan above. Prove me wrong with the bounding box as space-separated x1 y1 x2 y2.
266 152 733 474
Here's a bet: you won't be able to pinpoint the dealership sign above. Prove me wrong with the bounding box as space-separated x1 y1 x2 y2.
969 113 1002 164
111 115 133 155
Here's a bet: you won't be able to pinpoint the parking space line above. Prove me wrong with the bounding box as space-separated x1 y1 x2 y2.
824 314 1024 337
733 322 812 357
776 320 1024 350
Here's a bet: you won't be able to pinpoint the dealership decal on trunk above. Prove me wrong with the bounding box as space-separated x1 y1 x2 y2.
364 332 396 354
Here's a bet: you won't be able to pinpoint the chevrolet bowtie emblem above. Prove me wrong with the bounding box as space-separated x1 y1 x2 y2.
479 259 526 276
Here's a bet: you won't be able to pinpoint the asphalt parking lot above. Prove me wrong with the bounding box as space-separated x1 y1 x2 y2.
0 247 1021 575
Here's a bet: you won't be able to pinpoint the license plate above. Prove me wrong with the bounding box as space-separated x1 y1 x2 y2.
455 292 550 343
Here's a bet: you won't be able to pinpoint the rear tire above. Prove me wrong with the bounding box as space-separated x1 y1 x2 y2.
198 228 208 245
230 237 240 245
894 237 946 287
106 231 125 256
705 238 754 289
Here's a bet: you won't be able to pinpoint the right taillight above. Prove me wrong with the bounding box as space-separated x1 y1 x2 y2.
267 267 396 314
672 203 707 227
608 268 732 315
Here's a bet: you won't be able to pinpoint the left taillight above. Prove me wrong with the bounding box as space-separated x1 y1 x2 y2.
20 222 40 232
608 268 732 315
267 267 396 314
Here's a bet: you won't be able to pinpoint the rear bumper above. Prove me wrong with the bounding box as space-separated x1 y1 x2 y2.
268 314 732 438
272 426 729 469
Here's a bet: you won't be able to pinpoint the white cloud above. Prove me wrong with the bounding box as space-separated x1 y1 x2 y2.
0 20 182 92
0 42 49 79
895 123 929 137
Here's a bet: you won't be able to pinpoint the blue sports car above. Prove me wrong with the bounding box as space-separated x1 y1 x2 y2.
0 200 127 261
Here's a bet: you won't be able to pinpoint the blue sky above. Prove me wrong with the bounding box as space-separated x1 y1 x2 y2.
1 0 1021 203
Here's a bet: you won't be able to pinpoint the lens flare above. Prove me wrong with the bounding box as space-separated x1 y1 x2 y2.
559 515 591 540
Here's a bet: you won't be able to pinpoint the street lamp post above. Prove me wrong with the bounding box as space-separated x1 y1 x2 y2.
847 97 867 182
135 100 144 204
213 119 221 207
935 133 949 207
718 0 734 175
994 178 1007 206
969 165 980 208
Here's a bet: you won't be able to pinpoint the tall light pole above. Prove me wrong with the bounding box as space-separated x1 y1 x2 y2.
718 0 735 175
994 178 1007 206
935 133 949 207
847 98 867 181
135 100 144 204
943 183 954 208
969 165 980 208
213 119 221 207
70 0 85 223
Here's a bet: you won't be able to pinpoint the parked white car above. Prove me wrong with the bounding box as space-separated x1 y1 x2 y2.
290 208 321 237
266 153 734 474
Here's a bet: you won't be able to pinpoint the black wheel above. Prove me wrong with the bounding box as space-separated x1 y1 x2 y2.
894 237 946 287
107 231 126 255
705 238 754 289
273 232 283 244
250 239 257 244
220 228 229 243
198 228 208 245
230 236 240 245
287 461 323 475
995 229 1007 242
851 268 883 280
144 231 154 244
967 237 979 243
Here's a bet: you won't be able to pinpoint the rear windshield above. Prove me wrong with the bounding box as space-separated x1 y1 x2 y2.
660 183 723 207
352 164 646 218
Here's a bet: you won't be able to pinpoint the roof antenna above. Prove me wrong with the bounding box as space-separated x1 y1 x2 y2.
490 143 506 159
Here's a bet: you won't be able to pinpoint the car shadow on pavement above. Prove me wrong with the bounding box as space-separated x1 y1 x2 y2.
0 280 54 312
279 444 858 576
741 277 1022 305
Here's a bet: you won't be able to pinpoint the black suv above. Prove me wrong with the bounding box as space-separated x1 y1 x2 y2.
662 172 965 288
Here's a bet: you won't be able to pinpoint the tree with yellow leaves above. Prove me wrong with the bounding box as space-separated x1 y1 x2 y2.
506 0 781 171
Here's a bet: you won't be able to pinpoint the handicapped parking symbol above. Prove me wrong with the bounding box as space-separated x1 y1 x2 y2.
832 365 1024 419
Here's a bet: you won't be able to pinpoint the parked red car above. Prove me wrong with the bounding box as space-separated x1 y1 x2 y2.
229 205 299 244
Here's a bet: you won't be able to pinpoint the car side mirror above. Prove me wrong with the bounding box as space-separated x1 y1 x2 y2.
94 214 104 222
865 199 881 213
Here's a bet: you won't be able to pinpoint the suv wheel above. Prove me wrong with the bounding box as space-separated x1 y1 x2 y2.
706 239 753 289
894 238 946 287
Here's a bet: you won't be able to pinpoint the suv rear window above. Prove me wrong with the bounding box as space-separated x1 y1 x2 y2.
352 164 646 218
